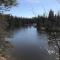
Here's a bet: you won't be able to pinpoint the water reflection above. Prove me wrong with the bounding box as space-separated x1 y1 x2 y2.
8 26 57 60
1 25 60 60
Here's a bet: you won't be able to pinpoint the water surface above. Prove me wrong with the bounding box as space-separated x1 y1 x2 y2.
8 26 57 60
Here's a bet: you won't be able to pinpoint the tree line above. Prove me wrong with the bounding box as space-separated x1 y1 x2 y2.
37 10 60 31
0 10 60 31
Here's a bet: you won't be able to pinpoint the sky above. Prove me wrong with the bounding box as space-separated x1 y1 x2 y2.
5 0 60 18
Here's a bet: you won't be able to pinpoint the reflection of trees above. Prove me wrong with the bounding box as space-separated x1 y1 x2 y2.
48 32 60 60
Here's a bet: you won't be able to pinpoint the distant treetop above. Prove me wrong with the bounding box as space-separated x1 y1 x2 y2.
48 10 54 19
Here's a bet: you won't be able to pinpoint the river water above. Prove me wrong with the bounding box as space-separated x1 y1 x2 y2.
8 26 58 60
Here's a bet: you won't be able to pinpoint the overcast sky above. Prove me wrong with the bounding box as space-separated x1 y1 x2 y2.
5 0 60 18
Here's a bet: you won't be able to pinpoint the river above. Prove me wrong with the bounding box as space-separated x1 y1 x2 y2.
7 26 58 60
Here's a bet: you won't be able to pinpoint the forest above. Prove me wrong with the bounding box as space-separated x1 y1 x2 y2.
0 0 60 60
0 10 60 32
